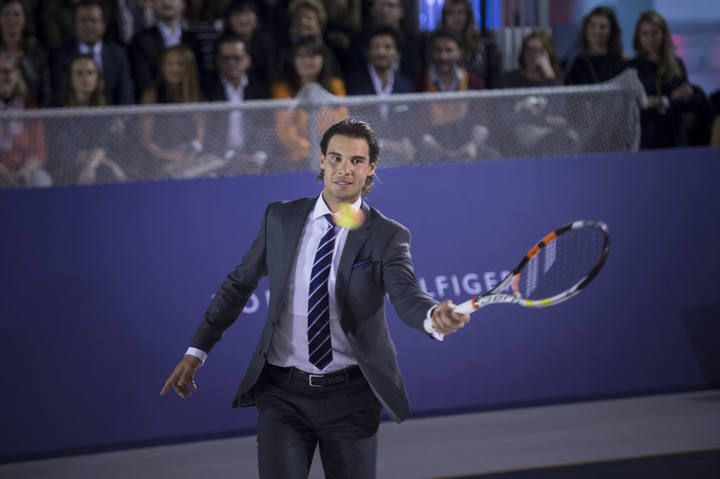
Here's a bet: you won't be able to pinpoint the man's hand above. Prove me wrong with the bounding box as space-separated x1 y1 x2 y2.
432 300 471 335
160 355 202 399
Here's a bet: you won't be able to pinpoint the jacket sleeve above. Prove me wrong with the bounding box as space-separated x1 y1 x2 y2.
382 226 437 334
190 205 270 354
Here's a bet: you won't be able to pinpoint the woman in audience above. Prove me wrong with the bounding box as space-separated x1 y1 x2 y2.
270 35 348 168
627 10 695 149
496 31 563 88
53 55 127 185
0 0 50 106
565 6 625 85
140 45 206 170
440 0 501 88
0 52 50 187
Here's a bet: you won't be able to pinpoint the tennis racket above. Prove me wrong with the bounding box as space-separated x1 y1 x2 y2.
454 220 610 314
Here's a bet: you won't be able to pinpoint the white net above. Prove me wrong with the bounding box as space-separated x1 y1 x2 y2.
1 70 645 188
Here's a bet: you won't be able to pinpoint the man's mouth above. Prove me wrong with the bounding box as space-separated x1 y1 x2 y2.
334 179 353 186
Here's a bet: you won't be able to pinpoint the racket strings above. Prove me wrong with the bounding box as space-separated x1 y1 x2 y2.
516 226 606 300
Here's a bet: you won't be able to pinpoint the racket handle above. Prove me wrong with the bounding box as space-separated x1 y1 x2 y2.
453 299 477 315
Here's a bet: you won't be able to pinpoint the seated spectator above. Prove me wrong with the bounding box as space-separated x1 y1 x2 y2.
627 10 696 149
40 0 120 49
711 89 720 147
346 26 416 164
418 29 492 162
347 0 423 79
50 0 134 106
682 85 713 147
440 0 501 88
222 0 276 86
204 33 270 174
0 0 50 106
140 45 206 174
129 0 201 101
270 35 348 168
565 6 625 85
51 55 128 185
0 52 50 187
496 31 562 88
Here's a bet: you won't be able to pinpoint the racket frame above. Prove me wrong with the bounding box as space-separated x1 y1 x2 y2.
454 220 609 314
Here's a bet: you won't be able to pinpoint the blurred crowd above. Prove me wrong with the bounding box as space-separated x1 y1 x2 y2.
1 0 719 187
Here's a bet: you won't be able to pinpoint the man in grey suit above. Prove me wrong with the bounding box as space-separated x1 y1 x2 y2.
161 119 470 478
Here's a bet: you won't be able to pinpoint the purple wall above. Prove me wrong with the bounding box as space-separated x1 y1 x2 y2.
1 147 719 461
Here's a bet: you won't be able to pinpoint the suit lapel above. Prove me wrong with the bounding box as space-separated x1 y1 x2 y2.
335 201 372 315
275 198 315 295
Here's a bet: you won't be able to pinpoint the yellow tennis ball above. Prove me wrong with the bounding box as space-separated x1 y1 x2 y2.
334 203 365 230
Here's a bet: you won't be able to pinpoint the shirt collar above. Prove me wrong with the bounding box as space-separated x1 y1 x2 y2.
367 64 395 96
78 42 103 55
157 21 182 47
429 64 462 91
221 74 249 95
312 194 362 222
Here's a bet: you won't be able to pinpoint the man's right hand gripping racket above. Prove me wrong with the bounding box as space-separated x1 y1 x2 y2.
454 220 610 314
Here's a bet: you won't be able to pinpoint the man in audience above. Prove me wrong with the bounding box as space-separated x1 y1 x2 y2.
419 29 489 162
129 0 201 100
204 33 269 174
50 0 134 106
348 0 422 79
347 26 416 164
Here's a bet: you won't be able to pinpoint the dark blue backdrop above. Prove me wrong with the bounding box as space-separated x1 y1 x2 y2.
1 147 719 461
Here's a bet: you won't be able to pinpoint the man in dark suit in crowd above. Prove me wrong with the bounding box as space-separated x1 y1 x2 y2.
203 33 269 174
347 26 417 165
50 0 134 105
161 119 470 478
347 0 423 79
128 0 201 100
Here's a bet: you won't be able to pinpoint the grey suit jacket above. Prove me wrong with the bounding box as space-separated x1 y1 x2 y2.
190 196 437 422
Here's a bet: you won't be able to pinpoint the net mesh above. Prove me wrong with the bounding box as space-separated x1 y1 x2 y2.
516 224 607 300
1 70 645 188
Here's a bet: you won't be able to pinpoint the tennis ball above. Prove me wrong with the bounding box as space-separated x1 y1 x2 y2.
334 203 365 230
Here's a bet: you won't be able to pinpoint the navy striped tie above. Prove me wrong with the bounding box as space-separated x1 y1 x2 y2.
308 214 336 370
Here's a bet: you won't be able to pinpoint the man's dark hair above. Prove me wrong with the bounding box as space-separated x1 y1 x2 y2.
366 25 403 52
225 0 258 16
215 32 247 53
74 0 106 20
318 119 380 197
430 28 462 49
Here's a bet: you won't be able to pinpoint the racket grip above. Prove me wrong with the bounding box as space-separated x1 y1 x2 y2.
453 299 477 315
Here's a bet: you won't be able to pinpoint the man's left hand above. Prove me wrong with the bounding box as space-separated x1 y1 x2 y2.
432 300 471 335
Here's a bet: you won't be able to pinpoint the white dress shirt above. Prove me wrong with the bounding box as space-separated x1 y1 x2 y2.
157 21 182 48
367 64 395 120
222 75 249 149
186 195 442 367
78 42 103 72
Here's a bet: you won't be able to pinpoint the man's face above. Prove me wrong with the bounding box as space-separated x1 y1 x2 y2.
320 135 375 208
217 41 251 83
75 5 105 45
370 0 403 27
228 9 257 39
153 0 184 22
431 36 461 74
368 34 398 71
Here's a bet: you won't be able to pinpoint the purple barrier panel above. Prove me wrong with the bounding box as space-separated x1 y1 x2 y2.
1 147 718 460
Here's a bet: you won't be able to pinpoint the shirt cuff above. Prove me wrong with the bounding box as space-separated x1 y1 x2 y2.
185 347 207 365
424 305 444 341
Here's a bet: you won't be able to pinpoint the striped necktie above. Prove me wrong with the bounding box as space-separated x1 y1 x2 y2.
307 214 336 370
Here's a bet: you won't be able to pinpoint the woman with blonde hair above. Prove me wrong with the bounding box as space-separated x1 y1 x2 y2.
627 10 695 149
52 55 128 185
141 45 206 170
440 0 500 87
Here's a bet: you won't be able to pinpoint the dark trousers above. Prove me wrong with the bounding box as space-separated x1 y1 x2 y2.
255 364 382 479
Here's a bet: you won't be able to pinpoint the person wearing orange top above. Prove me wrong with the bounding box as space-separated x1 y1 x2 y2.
270 35 348 169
